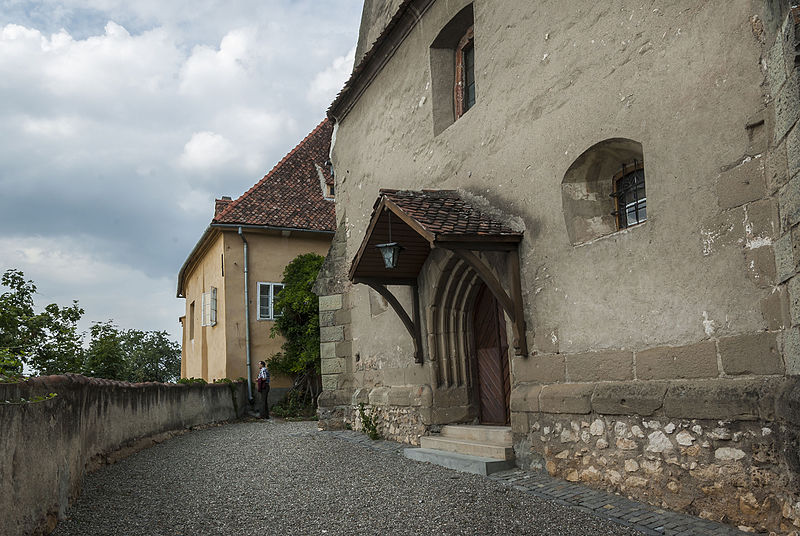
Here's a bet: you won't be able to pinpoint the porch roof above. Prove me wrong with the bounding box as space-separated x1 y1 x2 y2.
349 189 523 282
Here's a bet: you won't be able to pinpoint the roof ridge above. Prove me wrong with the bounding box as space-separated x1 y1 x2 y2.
213 117 330 223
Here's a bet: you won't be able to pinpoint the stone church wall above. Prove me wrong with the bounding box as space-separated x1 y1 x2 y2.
318 1 800 532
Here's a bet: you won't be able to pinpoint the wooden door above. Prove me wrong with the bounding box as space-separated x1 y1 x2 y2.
473 284 510 425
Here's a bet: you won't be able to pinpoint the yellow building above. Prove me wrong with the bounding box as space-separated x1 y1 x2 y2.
177 119 335 403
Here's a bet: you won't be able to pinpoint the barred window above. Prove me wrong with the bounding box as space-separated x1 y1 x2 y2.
257 282 285 320
611 162 646 229
201 287 217 327
454 25 475 118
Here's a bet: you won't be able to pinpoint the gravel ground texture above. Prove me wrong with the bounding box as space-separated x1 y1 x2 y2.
53 420 642 536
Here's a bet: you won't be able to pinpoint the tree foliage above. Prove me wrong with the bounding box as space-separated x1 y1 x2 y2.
268 253 324 404
0 268 180 382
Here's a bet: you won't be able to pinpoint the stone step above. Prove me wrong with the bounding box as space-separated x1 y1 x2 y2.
420 435 514 460
403 447 516 476
440 425 512 445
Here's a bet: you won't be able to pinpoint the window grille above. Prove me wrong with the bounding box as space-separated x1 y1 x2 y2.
610 162 646 229
454 25 475 118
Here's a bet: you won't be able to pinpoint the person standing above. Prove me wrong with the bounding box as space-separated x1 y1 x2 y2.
256 360 271 419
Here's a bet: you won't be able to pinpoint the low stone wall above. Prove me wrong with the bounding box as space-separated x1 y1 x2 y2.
0 374 247 536
511 377 800 534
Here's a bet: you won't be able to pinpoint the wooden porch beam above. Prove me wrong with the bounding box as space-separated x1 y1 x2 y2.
356 279 423 363
508 249 529 357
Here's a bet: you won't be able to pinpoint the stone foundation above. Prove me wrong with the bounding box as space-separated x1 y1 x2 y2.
512 376 800 534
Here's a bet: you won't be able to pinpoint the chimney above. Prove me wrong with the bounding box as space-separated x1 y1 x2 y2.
215 196 233 217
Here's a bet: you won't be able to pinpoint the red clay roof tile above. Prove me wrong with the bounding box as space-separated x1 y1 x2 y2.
212 119 335 231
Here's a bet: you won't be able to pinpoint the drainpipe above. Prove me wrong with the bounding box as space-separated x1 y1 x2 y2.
238 226 253 403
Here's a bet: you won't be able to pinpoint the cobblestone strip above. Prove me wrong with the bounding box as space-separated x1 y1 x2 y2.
323 430 747 536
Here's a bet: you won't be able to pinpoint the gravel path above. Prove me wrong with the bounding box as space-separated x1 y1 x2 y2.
54 420 641 536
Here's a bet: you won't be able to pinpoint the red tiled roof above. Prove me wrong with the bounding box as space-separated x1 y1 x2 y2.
379 189 522 238
214 197 232 216
212 119 335 231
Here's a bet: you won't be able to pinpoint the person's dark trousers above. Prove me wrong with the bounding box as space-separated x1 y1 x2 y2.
260 385 270 418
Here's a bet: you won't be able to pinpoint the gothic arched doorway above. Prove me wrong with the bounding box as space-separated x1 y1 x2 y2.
472 283 510 425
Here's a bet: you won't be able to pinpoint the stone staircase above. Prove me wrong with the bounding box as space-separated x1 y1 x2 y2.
403 424 515 475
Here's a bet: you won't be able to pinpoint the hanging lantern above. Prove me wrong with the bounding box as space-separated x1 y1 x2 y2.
375 210 403 269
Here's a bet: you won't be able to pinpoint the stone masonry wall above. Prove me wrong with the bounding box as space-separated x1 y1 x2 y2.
0 375 247 536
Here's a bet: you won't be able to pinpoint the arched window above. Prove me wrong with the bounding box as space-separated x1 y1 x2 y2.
561 138 646 244
430 4 475 135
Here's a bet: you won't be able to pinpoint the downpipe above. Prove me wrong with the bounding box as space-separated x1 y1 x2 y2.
238 226 253 404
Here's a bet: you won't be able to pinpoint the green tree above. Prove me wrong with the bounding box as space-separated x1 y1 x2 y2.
29 302 85 375
0 269 85 375
84 321 126 380
269 253 325 403
0 269 41 363
122 329 181 383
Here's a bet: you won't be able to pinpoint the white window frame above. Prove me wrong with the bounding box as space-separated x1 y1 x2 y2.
201 287 217 327
257 282 284 320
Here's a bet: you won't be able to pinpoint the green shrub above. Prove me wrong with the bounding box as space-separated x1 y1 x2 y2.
177 377 207 385
358 402 381 440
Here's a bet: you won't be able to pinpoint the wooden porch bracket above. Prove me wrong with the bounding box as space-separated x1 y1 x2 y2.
353 277 424 363
448 248 528 357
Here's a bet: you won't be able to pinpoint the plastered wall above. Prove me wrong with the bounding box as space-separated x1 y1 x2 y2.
0 375 246 536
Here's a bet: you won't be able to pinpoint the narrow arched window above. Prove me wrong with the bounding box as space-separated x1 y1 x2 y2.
611 162 646 229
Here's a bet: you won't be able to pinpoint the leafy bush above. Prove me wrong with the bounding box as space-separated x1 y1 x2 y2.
358 402 381 440
177 377 207 385
270 389 317 420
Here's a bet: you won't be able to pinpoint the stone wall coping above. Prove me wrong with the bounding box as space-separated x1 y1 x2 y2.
510 377 796 421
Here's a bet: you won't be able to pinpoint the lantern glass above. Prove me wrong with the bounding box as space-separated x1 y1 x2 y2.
376 242 402 269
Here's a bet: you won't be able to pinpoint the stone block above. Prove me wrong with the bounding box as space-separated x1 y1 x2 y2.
746 198 779 240
351 387 370 405
382 367 405 387
387 386 415 406
320 342 336 359
781 327 800 375
318 310 335 328
333 307 352 325
321 374 339 391
768 40 787 94
779 174 800 232
760 286 790 330
776 376 800 426
716 156 765 210
791 276 800 327
513 353 565 383
509 383 542 412
510 412 529 434
774 232 796 283
539 383 594 414
744 246 777 288
788 121 800 181
335 340 352 358
368 387 390 406
635 341 719 380
663 378 781 420
319 325 344 343
767 140 789 193
700 206 745 255
317 388 351 407
591 381 668 416
318 294 343 312
404 365 429 385
534 327 559 354
321 357 344 375
774 68 799 144
566 350 633 382
718 332 783 375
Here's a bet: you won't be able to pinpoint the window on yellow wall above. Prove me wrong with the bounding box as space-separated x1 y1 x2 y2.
257 282 284 320
189 301 195 340
201 287 217 327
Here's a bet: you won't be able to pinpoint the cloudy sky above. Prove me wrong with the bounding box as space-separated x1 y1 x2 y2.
0 0 362 343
